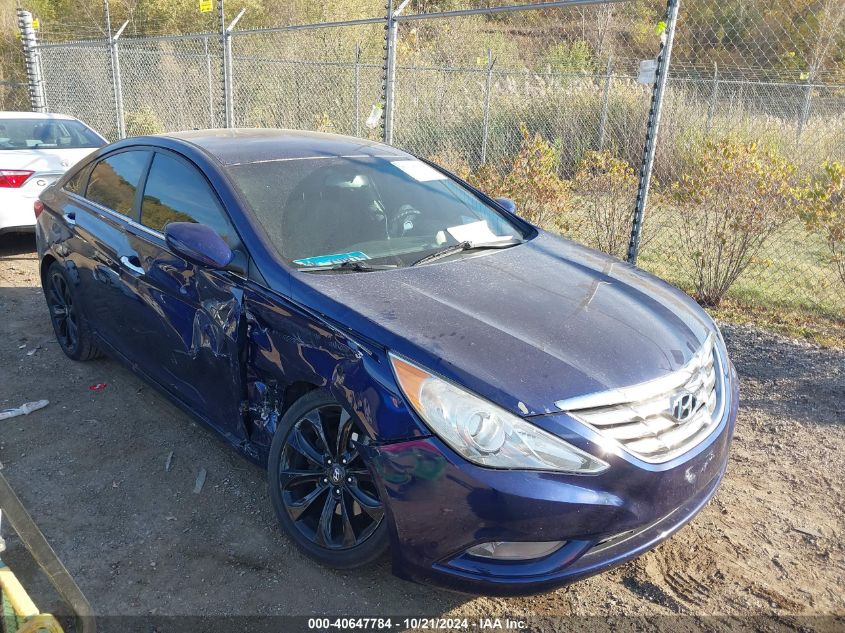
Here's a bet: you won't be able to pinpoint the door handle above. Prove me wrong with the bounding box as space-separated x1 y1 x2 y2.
120 255 145 275
63 211 76 226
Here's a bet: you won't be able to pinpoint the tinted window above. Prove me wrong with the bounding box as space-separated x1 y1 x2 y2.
64 167 87 194
140 153 238 246
86 151 150 216
0 118 104 150
227 156 525 267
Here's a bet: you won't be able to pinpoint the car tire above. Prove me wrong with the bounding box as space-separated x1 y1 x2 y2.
268 389 390 569
44 261 101 361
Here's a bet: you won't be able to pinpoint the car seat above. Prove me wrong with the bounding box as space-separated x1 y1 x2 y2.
283 168 388 261
37 123 59 146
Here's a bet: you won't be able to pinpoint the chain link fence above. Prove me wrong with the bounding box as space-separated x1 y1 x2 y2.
639 1 845 321
231 22 384 137
38 41 116 138
13 0 845 325
120 35 225 135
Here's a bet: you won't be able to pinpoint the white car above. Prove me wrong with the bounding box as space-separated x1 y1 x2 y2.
0 112 106 233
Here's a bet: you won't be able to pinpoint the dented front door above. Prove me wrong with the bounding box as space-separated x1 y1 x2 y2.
123 229 246 442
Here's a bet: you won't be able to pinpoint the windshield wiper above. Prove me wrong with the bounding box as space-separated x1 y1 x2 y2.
299 261 398 273
411 238 523 267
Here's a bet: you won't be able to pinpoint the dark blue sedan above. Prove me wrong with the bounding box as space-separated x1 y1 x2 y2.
35 129 738 595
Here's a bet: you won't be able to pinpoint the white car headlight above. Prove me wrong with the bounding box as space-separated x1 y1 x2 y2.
390 354 609 474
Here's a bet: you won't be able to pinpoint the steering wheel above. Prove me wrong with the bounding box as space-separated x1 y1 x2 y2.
390 204 422 237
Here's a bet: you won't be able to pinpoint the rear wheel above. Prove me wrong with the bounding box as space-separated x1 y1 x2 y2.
268 390 389 569
44 261 100 361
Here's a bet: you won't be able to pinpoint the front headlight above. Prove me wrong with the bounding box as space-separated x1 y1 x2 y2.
390 354 609 474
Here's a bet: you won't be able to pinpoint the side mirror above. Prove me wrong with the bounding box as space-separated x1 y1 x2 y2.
164 222 233 269
494 197 517 214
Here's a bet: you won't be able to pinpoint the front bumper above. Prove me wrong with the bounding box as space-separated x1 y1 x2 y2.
368 364 739 596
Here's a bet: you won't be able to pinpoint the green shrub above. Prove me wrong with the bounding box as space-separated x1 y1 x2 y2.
427 148 472 180
468 124 574 231
572 150 640 259
542 41 594 74
800 161 845 288
125 107 163 136
670 138 802 306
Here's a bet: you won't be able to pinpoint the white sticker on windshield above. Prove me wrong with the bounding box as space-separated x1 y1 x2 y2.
391 159 448 182
446 220 512 245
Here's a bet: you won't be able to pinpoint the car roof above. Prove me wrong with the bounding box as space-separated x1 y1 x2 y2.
0 111 78 120
160 128 410 166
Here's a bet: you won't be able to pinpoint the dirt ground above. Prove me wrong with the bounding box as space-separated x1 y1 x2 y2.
1 233 843 632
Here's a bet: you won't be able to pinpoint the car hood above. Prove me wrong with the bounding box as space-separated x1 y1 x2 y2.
295 231 716 417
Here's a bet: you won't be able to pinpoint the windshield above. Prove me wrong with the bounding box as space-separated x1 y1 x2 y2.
227 155 527 269
0 118 104 150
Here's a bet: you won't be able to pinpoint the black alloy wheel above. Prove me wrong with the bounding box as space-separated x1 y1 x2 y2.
44 261 100 361
268 390 389 568
47 268 78 353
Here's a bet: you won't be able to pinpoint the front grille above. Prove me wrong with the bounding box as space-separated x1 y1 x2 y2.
556 334 725 463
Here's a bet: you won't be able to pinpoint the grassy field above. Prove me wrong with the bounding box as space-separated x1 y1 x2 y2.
546 192 845 347
636 216 845 347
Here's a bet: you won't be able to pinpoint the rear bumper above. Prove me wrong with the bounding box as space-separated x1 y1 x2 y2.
368 364 739 596
0 190 37 232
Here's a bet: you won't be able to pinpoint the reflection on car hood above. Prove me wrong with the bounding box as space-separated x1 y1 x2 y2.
296 231 715 417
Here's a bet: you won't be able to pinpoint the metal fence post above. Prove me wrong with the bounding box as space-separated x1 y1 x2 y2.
104 1 127 139
706 62 718 132
597 55 612 150
35 32 49 112
111 27 129 139
219 1 244 129
354 43 361 137
218 0 227 127
225 9 245 128
480 49 495 165
382 0 397 144
626 0 680 266
204 36 215 127
382 0 410 144
224 30 235 127
797 78 813 140
17 9 46 113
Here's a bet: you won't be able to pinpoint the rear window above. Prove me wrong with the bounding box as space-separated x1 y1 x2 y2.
0 118 103 150
86 151 150 216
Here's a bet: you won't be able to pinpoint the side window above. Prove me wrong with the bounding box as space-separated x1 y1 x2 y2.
85 151 149 216
63 166 87 194
140 153 238 246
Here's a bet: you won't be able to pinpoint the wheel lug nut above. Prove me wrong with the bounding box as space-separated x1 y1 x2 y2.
323 477 328 483
347 477 352 483
326 458 332 465
334 488 341 495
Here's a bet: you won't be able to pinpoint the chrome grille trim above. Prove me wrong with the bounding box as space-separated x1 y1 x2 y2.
556 334 726 464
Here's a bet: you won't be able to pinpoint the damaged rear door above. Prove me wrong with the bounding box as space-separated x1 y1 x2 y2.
125 150 250 442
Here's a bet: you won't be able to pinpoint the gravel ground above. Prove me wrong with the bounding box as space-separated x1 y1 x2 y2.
1 233 843 632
